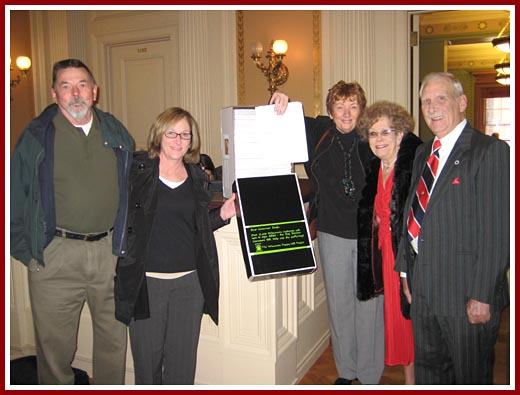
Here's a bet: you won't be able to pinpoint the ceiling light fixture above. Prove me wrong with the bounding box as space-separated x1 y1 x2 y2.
492 36 510 53
495 74 510 86
494 62 510 75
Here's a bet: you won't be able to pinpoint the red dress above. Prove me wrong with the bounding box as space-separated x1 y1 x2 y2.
375 166 414 366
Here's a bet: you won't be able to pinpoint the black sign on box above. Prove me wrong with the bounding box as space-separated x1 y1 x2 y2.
235 174 317 281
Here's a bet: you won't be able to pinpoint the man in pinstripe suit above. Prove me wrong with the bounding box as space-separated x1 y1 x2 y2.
395 72 510 384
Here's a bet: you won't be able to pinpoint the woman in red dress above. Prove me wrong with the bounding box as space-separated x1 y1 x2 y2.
356 101 422 384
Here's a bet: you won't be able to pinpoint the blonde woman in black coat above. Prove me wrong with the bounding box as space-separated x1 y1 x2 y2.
356 101 422 384
114 107 236 384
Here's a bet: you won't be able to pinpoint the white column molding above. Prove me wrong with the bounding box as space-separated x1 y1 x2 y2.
29 11 48 115
9 259 35 357
177 11 237 163
66 10 88 61
29 11 70 113
206 11 237 164
178 11 212 153
214 12 238 109
321 10 409 110
373 11 409 106
321 10 376 112
277 276 298 353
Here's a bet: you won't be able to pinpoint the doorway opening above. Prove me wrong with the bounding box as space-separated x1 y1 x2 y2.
409 10 511 141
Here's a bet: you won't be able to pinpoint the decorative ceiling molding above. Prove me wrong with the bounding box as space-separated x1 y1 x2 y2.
420 10 510 71
419 10 509 38
421 18 508 38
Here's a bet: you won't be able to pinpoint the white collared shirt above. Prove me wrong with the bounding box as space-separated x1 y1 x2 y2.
407 119 467 259
431 119 466 191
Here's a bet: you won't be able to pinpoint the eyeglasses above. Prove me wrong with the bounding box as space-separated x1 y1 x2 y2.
368 129 395 139
164 131 192 140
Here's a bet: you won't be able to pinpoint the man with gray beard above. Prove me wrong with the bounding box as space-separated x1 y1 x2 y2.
10 59 134 384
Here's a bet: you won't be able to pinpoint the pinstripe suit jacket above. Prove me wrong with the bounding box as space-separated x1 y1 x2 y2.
395 124 510 317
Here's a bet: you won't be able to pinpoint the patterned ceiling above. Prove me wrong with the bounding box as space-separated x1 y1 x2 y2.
419 10 510 70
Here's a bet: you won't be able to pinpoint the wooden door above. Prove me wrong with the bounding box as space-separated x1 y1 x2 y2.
108 38 179 150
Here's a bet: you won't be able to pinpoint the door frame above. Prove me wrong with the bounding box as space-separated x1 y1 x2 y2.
471 69 510 133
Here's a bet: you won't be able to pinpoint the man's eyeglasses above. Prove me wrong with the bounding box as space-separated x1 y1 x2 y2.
368 129 395 139
164 131 192 140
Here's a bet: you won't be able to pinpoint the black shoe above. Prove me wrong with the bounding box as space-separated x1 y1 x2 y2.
334 377 354 385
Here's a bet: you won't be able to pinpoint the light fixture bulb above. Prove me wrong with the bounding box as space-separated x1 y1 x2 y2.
492 36 510 53
250 38 289 95
251 42 263 57
494 62 510 75
16 56 32 71
495 74 510 86
272 40 288 55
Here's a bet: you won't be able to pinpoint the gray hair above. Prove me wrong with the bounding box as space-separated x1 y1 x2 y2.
419 72 464 99
52 59 96 88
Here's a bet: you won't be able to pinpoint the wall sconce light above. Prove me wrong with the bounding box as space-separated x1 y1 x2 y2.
10 55 32 91
251 39 289 95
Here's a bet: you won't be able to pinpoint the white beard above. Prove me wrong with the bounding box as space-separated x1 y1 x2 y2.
66 99 89 121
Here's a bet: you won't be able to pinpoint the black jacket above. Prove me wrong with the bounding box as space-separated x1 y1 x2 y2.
303 116 373 226
114 151 229 325
395 125 510 316
356 133 422 318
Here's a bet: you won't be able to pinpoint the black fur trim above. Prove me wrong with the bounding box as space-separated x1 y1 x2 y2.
357 133 422 312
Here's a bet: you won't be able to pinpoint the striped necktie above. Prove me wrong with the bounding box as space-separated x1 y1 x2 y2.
407 139 442 242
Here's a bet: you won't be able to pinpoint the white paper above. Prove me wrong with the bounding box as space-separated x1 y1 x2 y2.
221 103 308 197
254 101 308 164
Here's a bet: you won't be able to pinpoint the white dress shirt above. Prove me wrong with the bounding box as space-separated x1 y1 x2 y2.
406 119 467 265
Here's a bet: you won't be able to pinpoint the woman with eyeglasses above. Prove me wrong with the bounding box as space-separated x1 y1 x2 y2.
113 107 237 384
356 101 422 384
270 82 385 385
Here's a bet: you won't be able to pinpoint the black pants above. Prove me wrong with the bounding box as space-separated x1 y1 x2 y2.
411 299 501 384
129 271 204 384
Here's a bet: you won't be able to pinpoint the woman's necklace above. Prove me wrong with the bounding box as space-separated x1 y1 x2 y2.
381 160 395 184
382 160 395 173
337 137 357 202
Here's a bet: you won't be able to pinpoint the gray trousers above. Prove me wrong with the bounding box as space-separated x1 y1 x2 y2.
317 232 385 384
129 271 204 385
28 236 128 385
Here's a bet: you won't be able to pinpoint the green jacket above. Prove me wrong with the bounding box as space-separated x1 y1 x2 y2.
10 104 134 266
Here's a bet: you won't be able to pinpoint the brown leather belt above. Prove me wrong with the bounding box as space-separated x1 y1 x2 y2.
54 228 113 242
